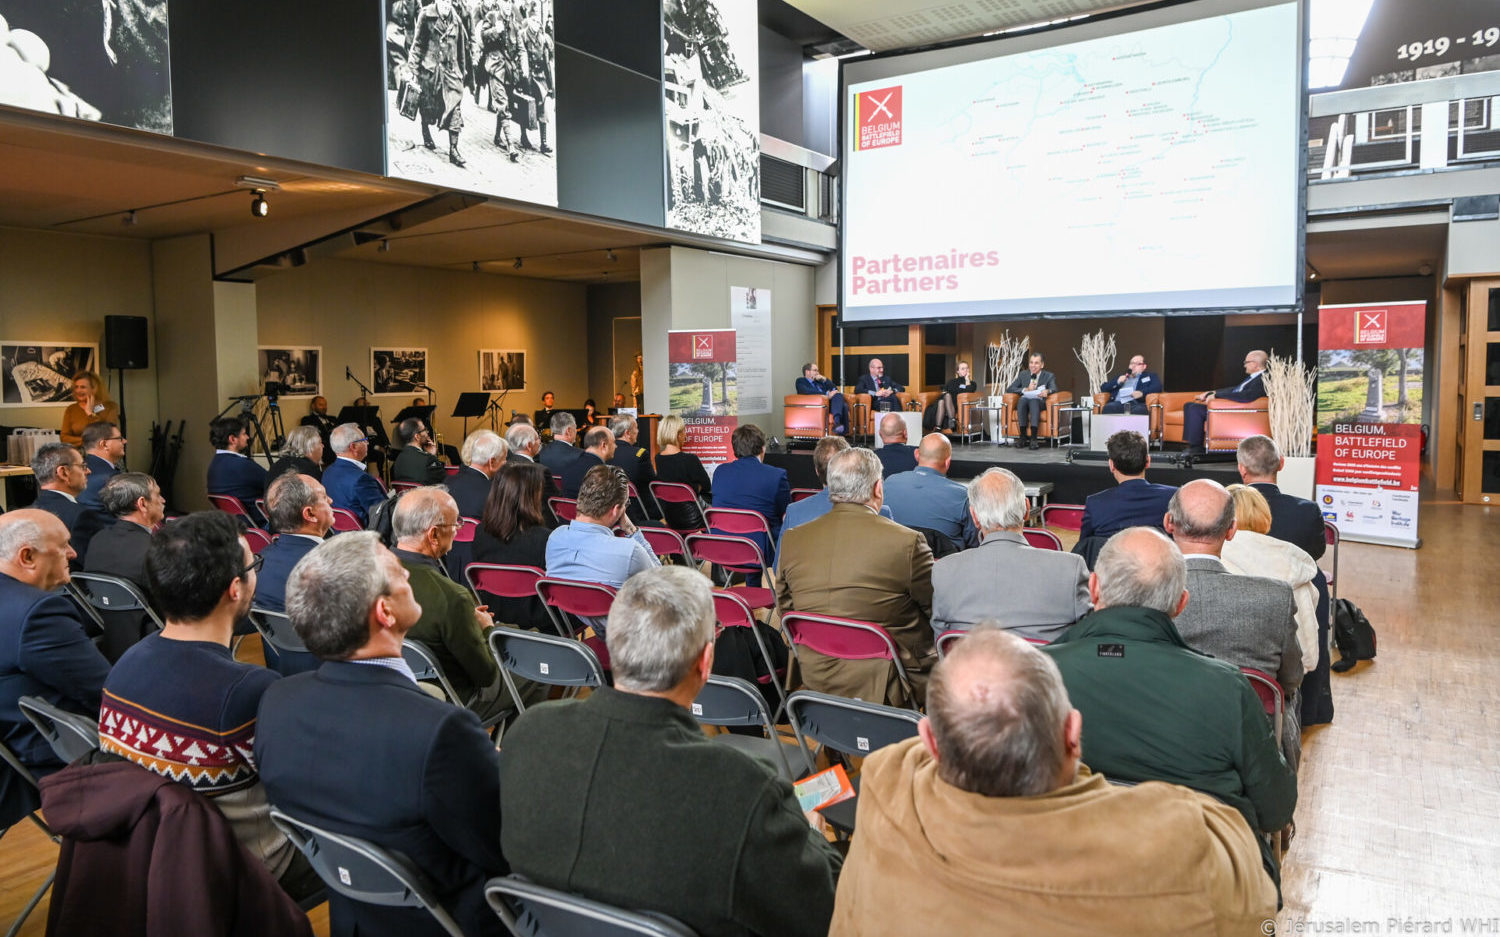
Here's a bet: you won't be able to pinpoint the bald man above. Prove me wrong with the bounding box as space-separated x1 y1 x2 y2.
882 433 977 552
1182 350 1268 454
874 413 916 478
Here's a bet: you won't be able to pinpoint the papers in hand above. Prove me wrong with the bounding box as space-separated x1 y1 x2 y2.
1022 388 1045 399
794 764 856 813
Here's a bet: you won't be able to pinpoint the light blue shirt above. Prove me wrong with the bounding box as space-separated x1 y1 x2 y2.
545 519 660 590
1114 374 1140 404
881 466 977 551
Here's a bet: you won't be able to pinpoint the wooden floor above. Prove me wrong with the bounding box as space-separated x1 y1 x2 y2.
3 502 1497 935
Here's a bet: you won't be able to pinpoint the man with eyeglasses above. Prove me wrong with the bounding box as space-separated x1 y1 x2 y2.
30 441 106 568
95 511 322 902
79 421 126 513
1182 350 1269 455
322 422 388 526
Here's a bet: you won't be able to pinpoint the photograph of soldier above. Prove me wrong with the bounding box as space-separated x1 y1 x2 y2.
662 0 760 244
386 0 557 206
480 350 526 391
371 348 429 395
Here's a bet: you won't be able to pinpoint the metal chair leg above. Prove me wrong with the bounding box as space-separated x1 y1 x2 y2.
6 869 55 937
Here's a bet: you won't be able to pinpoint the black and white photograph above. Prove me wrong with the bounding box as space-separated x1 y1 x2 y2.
662 0 760 243
0 0 172 133
257 346 321 398
385 0 557 206
371 347 428 395
479 349 525 391
1 341 98 405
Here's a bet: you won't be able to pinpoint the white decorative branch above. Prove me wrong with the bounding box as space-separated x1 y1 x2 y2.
1073 330 1117 397
1264 353 1317 458
986 332 1030 397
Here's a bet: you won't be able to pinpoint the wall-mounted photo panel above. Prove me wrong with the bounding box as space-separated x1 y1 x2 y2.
662 0 760 243
385 0 557 205
258 346 322 397
1 341 98 405
371 347 428 395
0 0 172 133
479 349 526 391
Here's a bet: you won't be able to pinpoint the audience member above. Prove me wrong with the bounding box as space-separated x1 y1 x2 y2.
1098 354 1162 415
607 414 661 522
796 361 849 435
874 413 916 478
538 411 583 474
1236 435 1326 560
931 468 1089 642
254 473 334 676
1045 527 1296 886
60 371 119 447
1183 350 1267 454
450 429 507 519
505 421 542 466
321 423 386 526
299 395 338 466
78 420 125 512
473 462 555 633
265 425 323 486
855 357 902 413
782 436 893 542
776 447 935 706
391 416 446 485
82 473 164 661
831 626 1276 936
0 510 110 824
1167 480 1303 766
501 566 841 937
30 441 106 567
882 433 977 552
257 532 506 937
1224 485 1320 675
1076 430 1176 559
207 416 269 523
653 414 712 530
546 466 660 609
96 511 319 900
560 425 614 499
711 424 791 568
1006 352 1057 449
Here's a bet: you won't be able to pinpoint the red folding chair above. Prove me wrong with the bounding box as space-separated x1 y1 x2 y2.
637 526 690 565
1322 520 1339 604
626 482 650 520
391 481 422 493
243 528 274 554
455 517 478 543
1040 503 1085 531
711 590 789 720
648 481 707 534
445 465 461 477
1022 527 1062 550
1240 666 1284 749
789 488 820 503
685 533 774 611
253 498 268 522
781 611 920 711
535 577 617 667
330 507 363 532
465 563 544 617
704 507 773 543
207 494 252 521
548 497 579 523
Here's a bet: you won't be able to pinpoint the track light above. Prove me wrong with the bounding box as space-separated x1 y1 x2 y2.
250 191 269 218
235 175 281 191
606 249 617 263
378 239 389 253
1305 263 1319 281
513 257 523 270
122 210 138 227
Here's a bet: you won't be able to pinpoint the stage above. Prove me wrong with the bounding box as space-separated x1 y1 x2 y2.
767 441 1240 505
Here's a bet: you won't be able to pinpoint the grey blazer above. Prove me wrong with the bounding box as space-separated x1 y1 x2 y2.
930 530 1090 643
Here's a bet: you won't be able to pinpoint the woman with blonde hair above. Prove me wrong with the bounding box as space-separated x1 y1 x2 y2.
652 413 711 530
61 370 120 445
1223 484 1320 673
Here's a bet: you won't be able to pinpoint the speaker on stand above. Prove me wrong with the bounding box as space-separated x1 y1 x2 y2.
104 316 149 440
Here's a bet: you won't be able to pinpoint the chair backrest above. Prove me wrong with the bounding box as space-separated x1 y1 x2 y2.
454 517 478 543
445 464 461 477
207 494 250 518
330 507 364 532
69 572 166 631
703 507 772 539
391 481 422 493
244 527 274 554
548 497 579 522
648 481 708 533
1240 666 1284 745
254 498 268 522
783 394 829 441
465 563 544 600
401 639 464 705
535 577 617 639
487 626 606 716
789 487 819 503
485 875 699 937
637 525 689 561
684 533 767 577
780 611 917 708
250 606 310 655
689 675 792 778
1321 519 1339 598
270 809 465 937
1040 503 1086 532
1021 527 1062 550
17 695 101 764
785 690 922 760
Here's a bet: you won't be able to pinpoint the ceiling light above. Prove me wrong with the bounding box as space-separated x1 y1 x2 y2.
250 191 269 218
235 175 281 191
513 257 523 270
472 261 481 273
122 210 138 226
606 249 617 263
1418 263 1433 277
378 239 389 253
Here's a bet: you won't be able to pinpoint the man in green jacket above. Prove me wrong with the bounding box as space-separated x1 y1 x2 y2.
1045 526 1296 888
500 565 842 937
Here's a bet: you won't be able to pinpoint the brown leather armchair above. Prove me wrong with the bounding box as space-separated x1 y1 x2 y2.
1001 391 1074 445
953 391 985 442
1156 392 1202 446
784 394 831 444
1206 397 1271 451
1091 392 1164 443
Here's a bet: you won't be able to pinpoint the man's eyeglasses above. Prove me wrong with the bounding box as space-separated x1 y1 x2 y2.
241 554 265 577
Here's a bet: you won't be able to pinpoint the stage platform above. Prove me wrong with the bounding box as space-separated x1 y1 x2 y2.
767 441 1239 505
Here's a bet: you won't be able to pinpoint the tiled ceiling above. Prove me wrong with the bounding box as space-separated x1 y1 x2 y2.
783 0 1151 52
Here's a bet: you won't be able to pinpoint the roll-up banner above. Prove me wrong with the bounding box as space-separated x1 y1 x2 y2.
1315 301 1426 548
668 329 737 470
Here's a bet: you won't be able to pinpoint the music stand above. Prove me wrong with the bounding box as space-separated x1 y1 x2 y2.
392 405 437 429
453 393 491 437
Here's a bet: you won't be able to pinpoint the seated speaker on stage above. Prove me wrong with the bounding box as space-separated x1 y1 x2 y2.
1099 355 1161 415
926 360 977 432
796 362 849 436
855 358 903 412
1182 350 1267 454
1005 353 1057 450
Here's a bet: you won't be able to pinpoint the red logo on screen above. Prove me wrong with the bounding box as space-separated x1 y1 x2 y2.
857 86 902 150
693 335 714 359
1355 311 1388 344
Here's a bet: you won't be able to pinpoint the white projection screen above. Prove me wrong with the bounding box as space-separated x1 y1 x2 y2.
839 0 1306 324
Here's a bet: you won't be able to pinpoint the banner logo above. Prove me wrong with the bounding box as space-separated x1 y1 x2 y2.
1355 310 1387 344
693 335 713 359
856 86 903 151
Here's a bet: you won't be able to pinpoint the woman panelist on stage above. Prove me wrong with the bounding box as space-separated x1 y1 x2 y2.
926 360 977 433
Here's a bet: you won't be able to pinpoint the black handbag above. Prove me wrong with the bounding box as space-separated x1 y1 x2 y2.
1331 598 1376 672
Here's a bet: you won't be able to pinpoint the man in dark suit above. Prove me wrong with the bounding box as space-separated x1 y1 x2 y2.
607 415 661 523
207 416 269 524
390 417 447 485
1099 355 1163 415
854 358 903 412
711 424 790 567
1005 352 1058 450
875 413 917 478
504 422 559 527
79 421 125 512
321 423 387 526
538 412 584 475
1236 435 1325 560
0 509 112 825
254 473 335 676
560 426 613 499
1078 431 1178 545
299 396 339 466
449 429 506 519
1183 350 1268 454
256 532 506 937
796 362 849 435
82 473 165 661
30 442 107 568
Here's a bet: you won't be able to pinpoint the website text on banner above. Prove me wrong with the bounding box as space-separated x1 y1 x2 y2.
1315 301 1426 548
668 329 738 470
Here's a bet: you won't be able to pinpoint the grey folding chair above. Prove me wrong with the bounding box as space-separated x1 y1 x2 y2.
486 626 607 715
688 676 806 781
485 874 699 937
68 572 165 661
401 639 510 731
17 696 100 764
784 690 924 834
270 808 464 937
250 607 311 656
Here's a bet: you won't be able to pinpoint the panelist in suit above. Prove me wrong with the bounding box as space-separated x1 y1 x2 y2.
78 421 125 512
796 362 849 436
256 532 506 937
855 358 904 413
207 416 269 524
560 426 613 499
1099 355 1162 415
874 413 917 478
710 424 790 567
448 429 507 519
1005 353 1058 450
1078 431 1178 545
83 473 165 661
538 412 585 475
321 423 387 526
1182 350 1268 454
30 442 107 568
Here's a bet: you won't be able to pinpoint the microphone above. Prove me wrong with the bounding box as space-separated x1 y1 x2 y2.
345 366 353 381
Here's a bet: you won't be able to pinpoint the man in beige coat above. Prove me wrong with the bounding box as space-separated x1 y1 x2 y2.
830 626 1276 936
775 447 935 706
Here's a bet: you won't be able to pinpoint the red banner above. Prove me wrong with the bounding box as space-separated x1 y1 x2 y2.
668 329 737 468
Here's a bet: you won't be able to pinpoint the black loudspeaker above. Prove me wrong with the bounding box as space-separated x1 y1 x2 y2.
104 315 149 369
